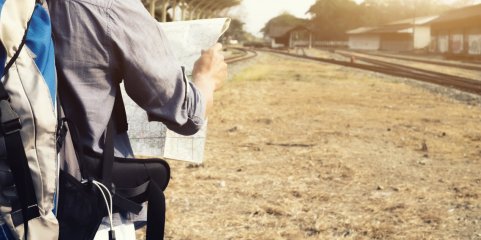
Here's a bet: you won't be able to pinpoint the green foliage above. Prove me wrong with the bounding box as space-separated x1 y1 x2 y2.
358 0 452 26
261 12 307 36
224 18 246 41
260 0 477 41
307 0 361 40
223 18 259 43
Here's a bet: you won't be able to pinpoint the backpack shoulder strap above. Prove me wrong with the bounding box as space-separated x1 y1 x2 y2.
0 0 42 238
0 96 40 234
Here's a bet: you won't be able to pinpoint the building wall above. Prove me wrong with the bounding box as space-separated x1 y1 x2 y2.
291 40 310 47
413 26 431 49
451 31 464 54
431 17 481 56
437 32 449 53
380 34 412 51
271 39 285 48
271 34 290 49
348 35 380 50
467 28 481 55
288 30 311 48
431 28 481 56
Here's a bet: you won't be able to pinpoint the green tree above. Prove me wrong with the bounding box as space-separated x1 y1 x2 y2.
307 0 362 40
224 18 247 41
261 12 307 37
307 0 458 40
359 0 452 26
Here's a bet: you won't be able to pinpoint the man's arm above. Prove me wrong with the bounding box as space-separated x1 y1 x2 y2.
108 0 226 135
192 43 227 117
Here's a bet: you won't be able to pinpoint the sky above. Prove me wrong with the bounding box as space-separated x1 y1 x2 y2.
228 0 317 37
228 0 477 37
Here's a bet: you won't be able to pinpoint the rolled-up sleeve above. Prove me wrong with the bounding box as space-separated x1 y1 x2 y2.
108 0 205 135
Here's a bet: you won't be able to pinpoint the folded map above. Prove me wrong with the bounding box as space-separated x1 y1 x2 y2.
121 18 231 164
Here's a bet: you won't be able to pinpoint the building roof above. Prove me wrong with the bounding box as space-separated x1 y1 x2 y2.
346 27 377 35
430 3 481 24
369 24 411 34
347 16 437 35
266 25 296 38
388 16 438 26
266 25 312 38
141 0 241 20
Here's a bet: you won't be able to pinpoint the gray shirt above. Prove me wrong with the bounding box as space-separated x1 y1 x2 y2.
48 0 206 158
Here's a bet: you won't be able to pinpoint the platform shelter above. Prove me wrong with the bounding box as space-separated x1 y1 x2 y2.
429 4 481 57
141 0 240 22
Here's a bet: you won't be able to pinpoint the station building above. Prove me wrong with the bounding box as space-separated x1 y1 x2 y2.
265 24 314 49
346 27 380 50
429 4 481 58
347 16 436 52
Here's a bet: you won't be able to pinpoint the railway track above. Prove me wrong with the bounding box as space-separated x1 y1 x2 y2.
258 48 481 95
225 47 258 63
339 50 481 72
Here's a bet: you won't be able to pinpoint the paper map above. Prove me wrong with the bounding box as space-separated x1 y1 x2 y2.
121 18 230 164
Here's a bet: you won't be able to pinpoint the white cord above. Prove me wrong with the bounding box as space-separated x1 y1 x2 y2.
92 180 114 231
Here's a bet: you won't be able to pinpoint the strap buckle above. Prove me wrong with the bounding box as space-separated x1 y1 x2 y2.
0 100 22 135
56 118 68 149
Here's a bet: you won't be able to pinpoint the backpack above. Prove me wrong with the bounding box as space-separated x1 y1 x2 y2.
56 85 170 240
1 0 170 239
0 0 59 239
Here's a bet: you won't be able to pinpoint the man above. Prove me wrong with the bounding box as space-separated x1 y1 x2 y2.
46 0 227 237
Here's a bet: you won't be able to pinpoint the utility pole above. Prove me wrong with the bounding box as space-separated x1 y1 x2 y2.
412 0 417 51
161 0 168 22
150 0 157 18
172 0 177 21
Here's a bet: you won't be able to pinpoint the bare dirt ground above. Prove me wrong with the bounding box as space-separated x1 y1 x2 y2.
154 52 481 239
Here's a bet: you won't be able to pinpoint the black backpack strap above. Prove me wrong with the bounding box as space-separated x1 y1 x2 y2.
101 85 144 216
101 116 115 188
146 181 165 240
0 88 39 238
1 36 27 79
113 84 128 133
101 84 127 187
101 84 128 186
102 85 167 239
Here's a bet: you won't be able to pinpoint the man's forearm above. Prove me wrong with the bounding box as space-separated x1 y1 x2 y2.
193 75 215 118
191 43 227 118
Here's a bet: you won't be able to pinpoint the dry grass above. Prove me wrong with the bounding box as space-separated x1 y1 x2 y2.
140 52 481 239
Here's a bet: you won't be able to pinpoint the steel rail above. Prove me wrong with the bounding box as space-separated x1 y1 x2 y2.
258 48 481 95
339 50 481 72
225 48 258 63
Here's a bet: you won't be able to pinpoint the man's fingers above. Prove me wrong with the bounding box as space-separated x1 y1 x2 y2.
201 43 225 62
201 44 219 55
218 53 225 61
212 43 223 51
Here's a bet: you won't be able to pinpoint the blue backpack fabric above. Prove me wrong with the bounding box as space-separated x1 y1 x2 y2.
0 0 58 239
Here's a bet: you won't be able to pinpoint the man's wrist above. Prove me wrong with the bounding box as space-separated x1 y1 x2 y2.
193 75 215 116
193 74 215 93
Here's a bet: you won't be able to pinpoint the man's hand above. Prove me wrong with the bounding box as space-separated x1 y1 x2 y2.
192 43 227 116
